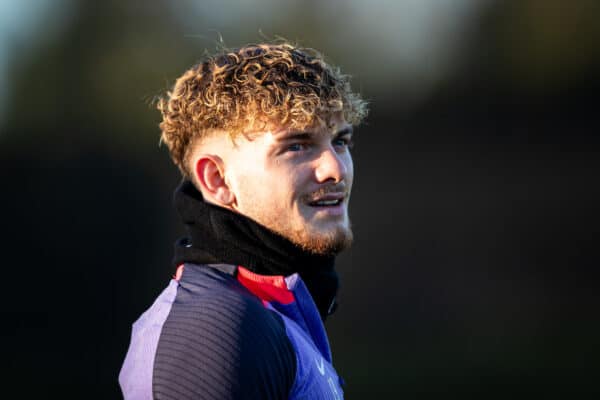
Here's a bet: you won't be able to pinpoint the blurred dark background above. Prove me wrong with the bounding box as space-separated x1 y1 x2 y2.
1 0 598 398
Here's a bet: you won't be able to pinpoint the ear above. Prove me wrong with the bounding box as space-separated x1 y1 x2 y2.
193 155 236 208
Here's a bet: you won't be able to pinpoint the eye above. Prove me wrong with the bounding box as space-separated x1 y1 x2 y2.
333 137 354 149
287 143 306 152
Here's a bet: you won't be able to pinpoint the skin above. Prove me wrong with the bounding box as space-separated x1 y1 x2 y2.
190 114 354 255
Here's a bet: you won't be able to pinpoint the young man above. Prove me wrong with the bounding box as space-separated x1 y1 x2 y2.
119 42 368 399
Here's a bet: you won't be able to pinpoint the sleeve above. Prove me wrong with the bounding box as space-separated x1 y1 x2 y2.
151 291 297 400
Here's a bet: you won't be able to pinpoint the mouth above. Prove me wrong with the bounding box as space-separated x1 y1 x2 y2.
307 193 346 209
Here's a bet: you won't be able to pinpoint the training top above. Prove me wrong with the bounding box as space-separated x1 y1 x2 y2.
119 263 345 399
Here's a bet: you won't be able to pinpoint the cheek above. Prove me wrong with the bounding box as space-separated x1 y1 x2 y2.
227 168 264 210
343 154 354 185
276 172 301 206
233 167 292 210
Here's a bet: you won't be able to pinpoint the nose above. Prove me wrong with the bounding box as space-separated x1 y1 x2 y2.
314 147 349 184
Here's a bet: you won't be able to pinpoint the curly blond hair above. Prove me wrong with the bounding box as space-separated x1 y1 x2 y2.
157 42 368 176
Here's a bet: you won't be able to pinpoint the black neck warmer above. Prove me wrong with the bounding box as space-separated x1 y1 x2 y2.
172 180 339 320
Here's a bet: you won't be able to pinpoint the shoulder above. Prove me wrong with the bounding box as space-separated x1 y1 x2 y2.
152 266 296 400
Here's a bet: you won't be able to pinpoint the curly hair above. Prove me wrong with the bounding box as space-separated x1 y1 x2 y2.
157 42 368 176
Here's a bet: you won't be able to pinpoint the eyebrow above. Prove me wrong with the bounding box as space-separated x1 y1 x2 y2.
279 126 353 142
334 126 353 139
279 132 313 142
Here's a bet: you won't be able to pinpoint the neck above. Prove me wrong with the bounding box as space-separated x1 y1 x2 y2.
172 180 340 320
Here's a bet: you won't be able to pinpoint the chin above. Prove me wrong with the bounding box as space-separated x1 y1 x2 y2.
295 225 354 256
259 211 353 255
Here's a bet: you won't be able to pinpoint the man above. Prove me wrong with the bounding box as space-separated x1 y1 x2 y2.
119 42 368 399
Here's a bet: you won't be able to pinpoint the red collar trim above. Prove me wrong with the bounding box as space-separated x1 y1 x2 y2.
174 264 295 305
236 266 295 305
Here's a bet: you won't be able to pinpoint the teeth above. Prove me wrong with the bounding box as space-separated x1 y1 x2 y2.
315 199 340 206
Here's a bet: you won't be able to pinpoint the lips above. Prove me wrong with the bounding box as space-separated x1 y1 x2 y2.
307 193 346 207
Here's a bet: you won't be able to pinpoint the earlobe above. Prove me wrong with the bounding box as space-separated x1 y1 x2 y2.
215 186 235 206
194 155 236 208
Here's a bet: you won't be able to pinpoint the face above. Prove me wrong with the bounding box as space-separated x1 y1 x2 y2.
224 115 354 255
